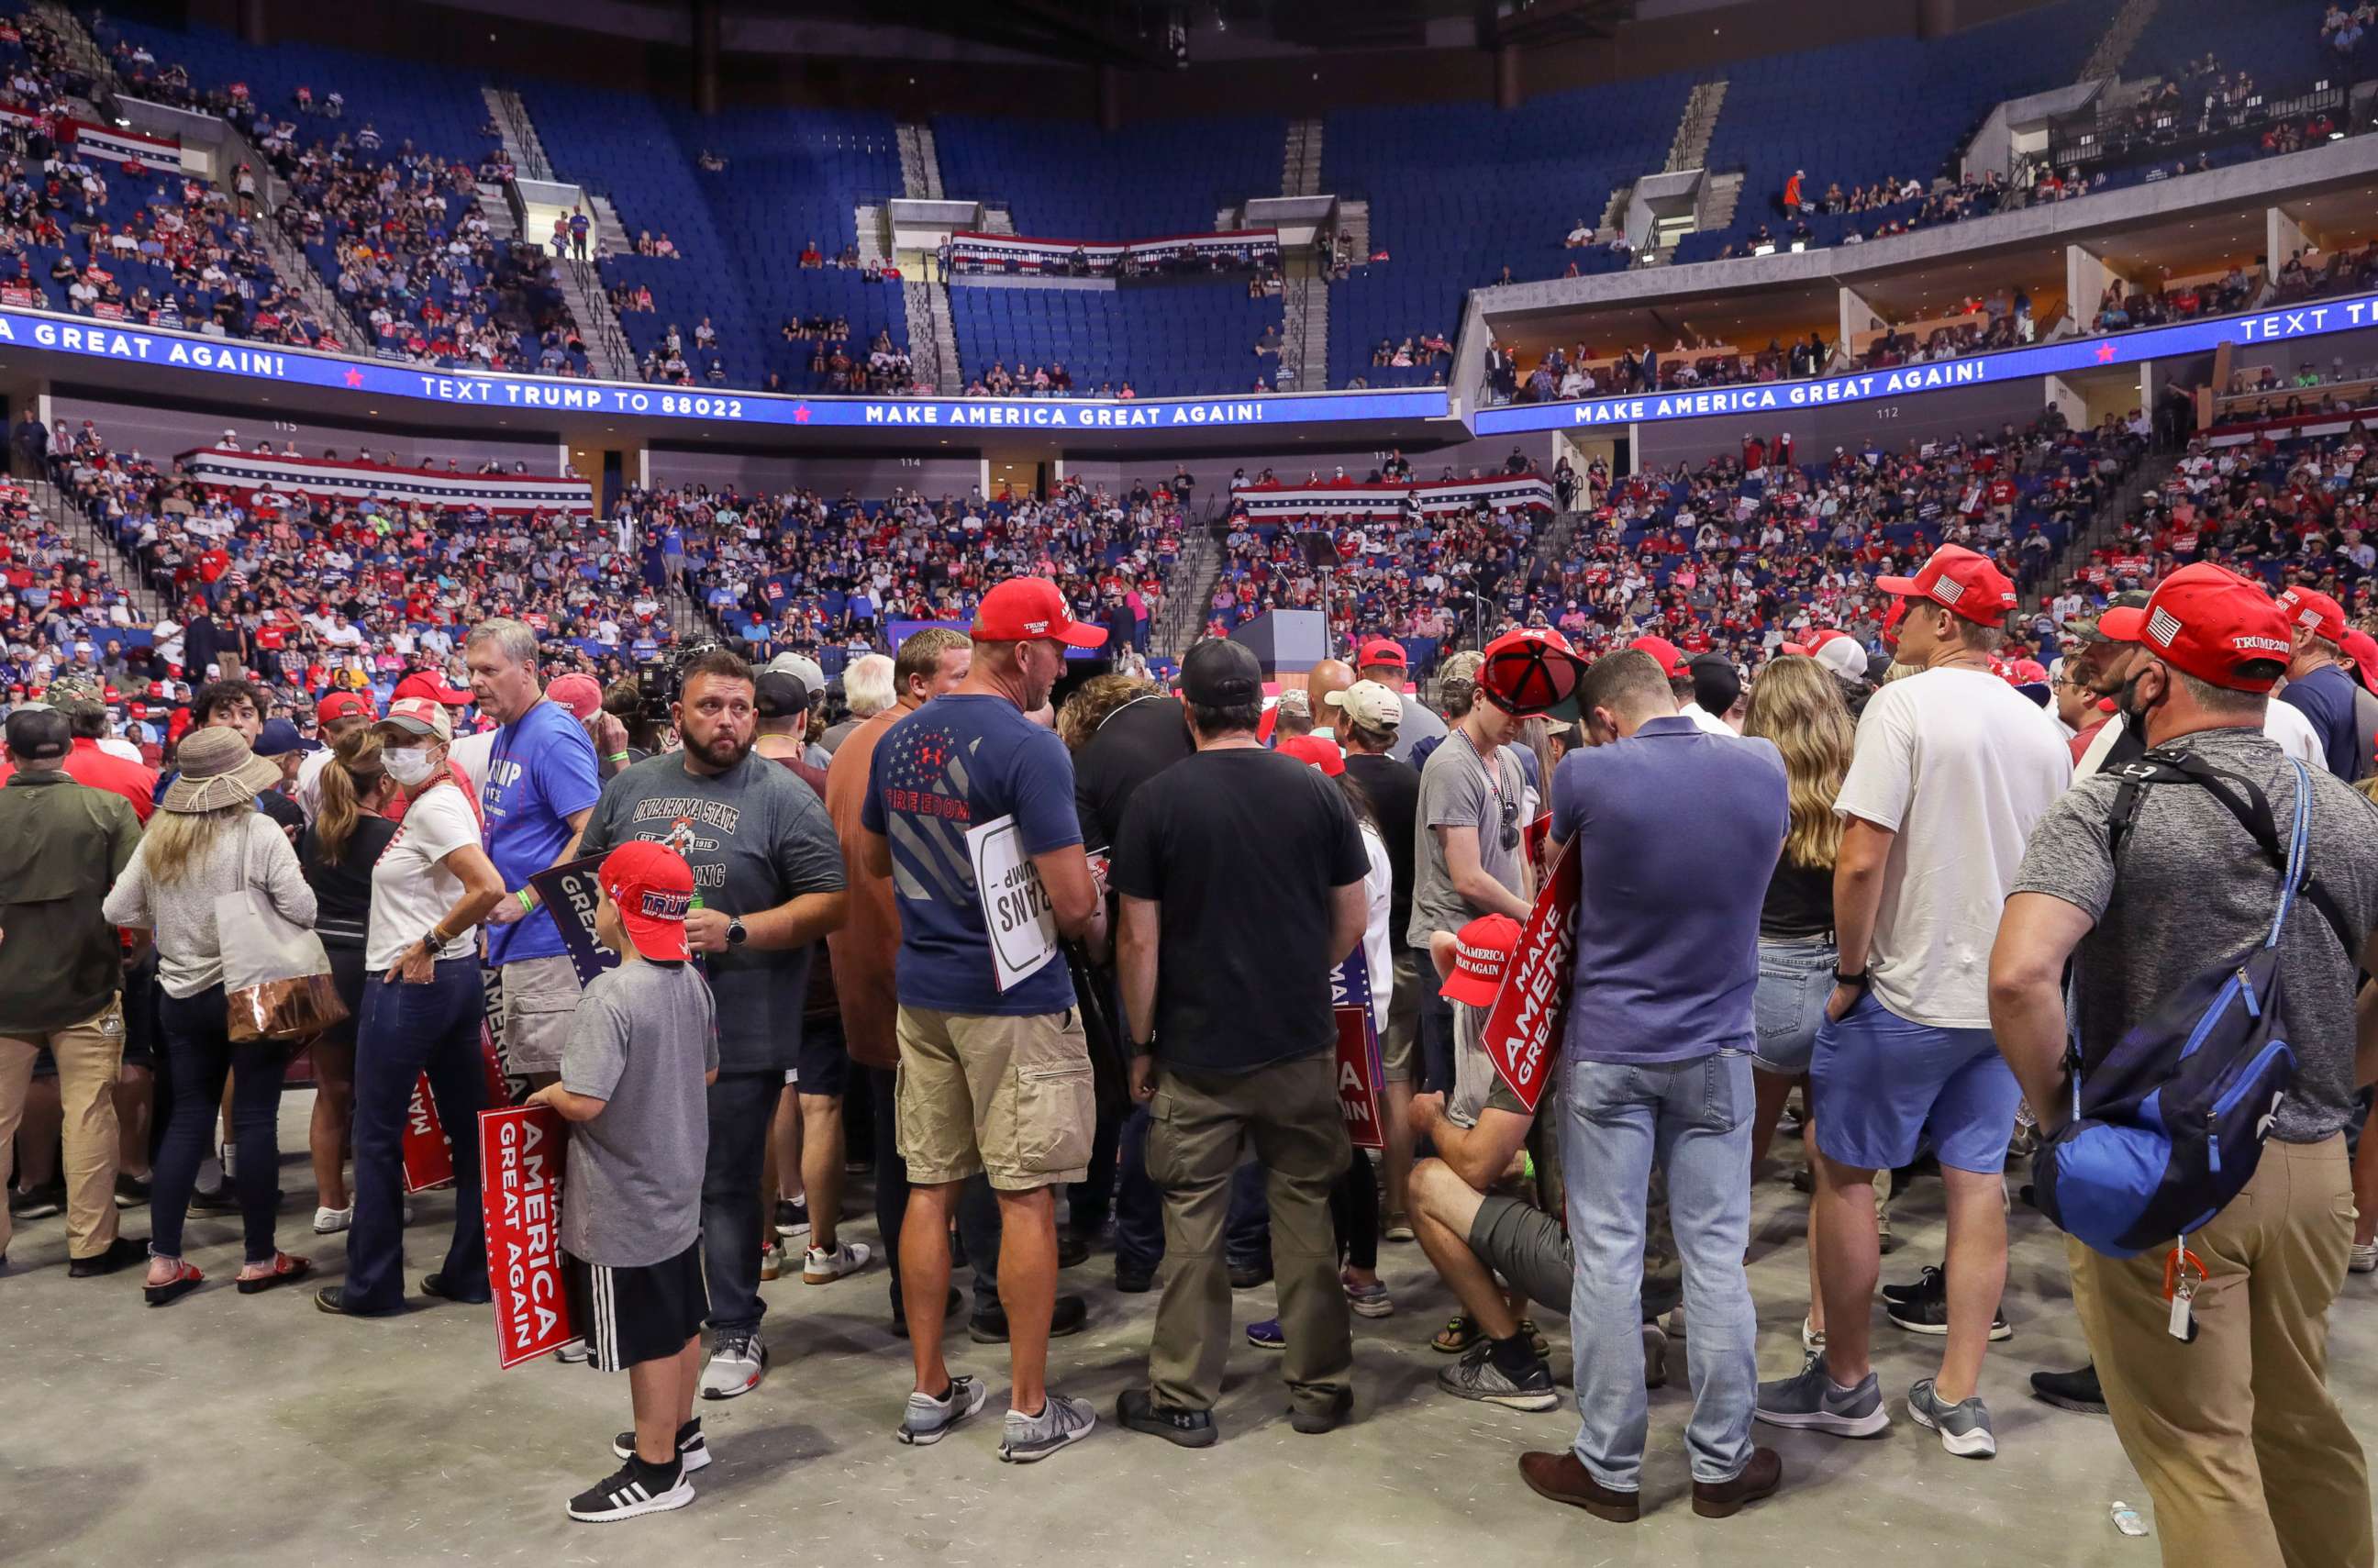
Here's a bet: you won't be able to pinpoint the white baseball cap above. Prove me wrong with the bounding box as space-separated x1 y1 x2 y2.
1326 679 1404 729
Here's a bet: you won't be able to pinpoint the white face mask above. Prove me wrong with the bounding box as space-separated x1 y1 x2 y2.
383 746 439 786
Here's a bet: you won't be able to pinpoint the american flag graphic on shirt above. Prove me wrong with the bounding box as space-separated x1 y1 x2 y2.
878 722 979 910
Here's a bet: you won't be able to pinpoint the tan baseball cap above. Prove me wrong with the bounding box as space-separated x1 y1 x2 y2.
1326 679 1404 729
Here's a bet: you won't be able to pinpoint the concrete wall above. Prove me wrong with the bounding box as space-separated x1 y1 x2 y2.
1631 370 2069 471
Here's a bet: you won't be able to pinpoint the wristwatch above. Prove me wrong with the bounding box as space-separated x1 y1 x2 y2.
1833 968 1871 991
725 916 748 948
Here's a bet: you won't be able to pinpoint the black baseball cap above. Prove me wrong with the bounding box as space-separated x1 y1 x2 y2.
4 705 70 762
754 669 809 718
1182 638 1263 706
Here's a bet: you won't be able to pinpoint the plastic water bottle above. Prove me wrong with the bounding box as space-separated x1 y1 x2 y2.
2109 1502 2148 1538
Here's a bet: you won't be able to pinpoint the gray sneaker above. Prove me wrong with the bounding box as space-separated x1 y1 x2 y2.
1753 1354 1889 1438
896 1373 989 1446
999 1390 1098 1463
1437 1340 1559 1412
1907 1378 1996 1458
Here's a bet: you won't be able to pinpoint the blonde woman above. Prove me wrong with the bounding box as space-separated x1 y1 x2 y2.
1739 654 1855 1353
295 728 402 1233
104 727 320 1306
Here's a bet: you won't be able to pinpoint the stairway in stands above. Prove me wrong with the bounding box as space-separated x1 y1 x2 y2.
1153 526 1223 661
1283 119 1324 198
41 3 353 341
2019 444 2176 614
2078 0 2161 83
1281 250 1328 391
482 86 556 182
891 121 962 391
30 473 166 625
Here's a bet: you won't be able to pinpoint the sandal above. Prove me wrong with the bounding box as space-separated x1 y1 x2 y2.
1432 1314 1479 1354
144 1258 205 1307
235 1252 315 1295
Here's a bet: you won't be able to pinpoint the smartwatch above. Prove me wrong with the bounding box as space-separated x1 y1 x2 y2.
725 916 748 948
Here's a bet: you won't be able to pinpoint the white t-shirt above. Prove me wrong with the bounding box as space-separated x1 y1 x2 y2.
446 728 498 801
294 747 333 823
1357 821 1392 1033
366 783 480 971
1681 703 1736 737
1835 667 2072 1028
2072 705 2323 783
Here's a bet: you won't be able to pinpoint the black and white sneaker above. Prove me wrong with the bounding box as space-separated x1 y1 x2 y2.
613 1418 710 1473
773 1199 809 1240
566 1456 694 1522
1884 1267 2010 1340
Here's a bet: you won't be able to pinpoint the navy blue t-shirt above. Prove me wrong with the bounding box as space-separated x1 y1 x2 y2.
2279 662 2362 783
862 694 1082 1016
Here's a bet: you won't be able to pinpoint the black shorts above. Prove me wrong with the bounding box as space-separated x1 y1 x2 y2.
792 1018 848 1099
563 1241 707 1373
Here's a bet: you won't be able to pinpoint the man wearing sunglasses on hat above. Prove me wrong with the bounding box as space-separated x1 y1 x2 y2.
1408 648 1534 1097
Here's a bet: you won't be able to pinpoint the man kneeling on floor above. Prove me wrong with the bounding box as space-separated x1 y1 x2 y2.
529 843 719 1523
1407 916 1677 1411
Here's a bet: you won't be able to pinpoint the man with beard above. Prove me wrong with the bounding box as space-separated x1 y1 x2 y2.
861 576 1110 1462
573 648 850 1404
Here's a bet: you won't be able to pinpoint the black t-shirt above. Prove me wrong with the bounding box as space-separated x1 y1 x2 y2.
1344 751 1420 941
1072 694 1195 851
298 813 400 949
1111 747 1370 1074
1759 855 1833 939
257 786 305 841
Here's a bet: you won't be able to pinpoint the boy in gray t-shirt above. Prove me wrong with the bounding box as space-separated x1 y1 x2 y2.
530 842 719 1525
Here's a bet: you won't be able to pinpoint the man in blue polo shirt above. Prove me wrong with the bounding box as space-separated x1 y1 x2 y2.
1517 646 1788 1525
468 617 602 1086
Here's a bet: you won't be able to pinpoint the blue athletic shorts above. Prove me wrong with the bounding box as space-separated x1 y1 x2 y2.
1808 991 2018 1174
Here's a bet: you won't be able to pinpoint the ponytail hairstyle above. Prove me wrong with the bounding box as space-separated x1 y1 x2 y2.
314 728 388 862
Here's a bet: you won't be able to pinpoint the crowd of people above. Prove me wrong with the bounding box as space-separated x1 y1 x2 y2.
6 525 2374 1553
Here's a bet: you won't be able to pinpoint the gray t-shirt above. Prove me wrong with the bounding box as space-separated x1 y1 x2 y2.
2011 726 2378 1144
1407 729 1527 948
1387 692 1448 765
560 959 718 1266
576 748 846 1073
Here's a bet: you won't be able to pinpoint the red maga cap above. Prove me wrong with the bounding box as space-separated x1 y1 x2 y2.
1355 637 1408 671
1439 914 1522 1007
1275 734 1346 776
2277 584 2348 646
600 840 695 962
2100 563 2295 694
1873 544 2017 627
1627 634 1685 677
971 576 1107 648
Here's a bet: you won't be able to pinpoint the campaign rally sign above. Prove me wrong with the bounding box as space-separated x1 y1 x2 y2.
1480 840 1583 1112
1332 948 1386 1151
478 1105 576 1369
398 1029 516 1194
528 853 619 987
967 815 1061 993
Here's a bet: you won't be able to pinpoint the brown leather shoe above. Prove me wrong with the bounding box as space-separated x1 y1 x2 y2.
1692 1447 1783 1518
1517 1451 1640 1522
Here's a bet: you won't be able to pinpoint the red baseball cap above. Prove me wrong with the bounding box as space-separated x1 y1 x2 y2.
2006 657 2050 685
1874 544 2017 627
546 671 604 721
2100 563 2295 693
2277 584 2348 646
1628 635 1686 677
317 690 374 726
1440 913 1522 1007
2341 628 2378 696
1480 627 1584 716
1275 734 1345 776
599 840 695 962
972 576 1106 648
1355 637 1407 672
394 669 472 706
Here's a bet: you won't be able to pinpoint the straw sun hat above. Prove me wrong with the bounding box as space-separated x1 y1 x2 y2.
161 726 283 814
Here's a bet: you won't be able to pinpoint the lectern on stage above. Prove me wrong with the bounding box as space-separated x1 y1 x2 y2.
1229 609 1329 678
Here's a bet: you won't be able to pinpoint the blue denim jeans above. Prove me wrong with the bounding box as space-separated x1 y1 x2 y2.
346 959 491 1314
1561 1050 1757 1491
1116 1106 1270 1273
1752 936 1837 1076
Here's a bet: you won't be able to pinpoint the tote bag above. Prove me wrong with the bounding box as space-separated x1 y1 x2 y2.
217 833 350 1043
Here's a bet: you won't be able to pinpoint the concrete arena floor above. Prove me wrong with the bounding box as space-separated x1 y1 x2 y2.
5 1098 2373 1568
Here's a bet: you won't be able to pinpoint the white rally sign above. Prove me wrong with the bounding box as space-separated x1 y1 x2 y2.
967 814 1061 992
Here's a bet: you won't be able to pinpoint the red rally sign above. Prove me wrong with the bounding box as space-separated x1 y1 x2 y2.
478 1104 576 1368
1479 839 1583 1113
398 1025 517 1193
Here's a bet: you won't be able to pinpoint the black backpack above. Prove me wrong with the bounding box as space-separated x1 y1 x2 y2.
2031 750 2350 1258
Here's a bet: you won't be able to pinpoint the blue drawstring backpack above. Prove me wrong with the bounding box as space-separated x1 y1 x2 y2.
2032 751 2350 1259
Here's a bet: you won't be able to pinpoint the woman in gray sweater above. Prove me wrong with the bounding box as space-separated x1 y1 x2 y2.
105 727 319 1306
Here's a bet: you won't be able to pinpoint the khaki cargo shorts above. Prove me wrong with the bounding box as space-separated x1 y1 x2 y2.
497 954 581 1076
895 1005 1095 1192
